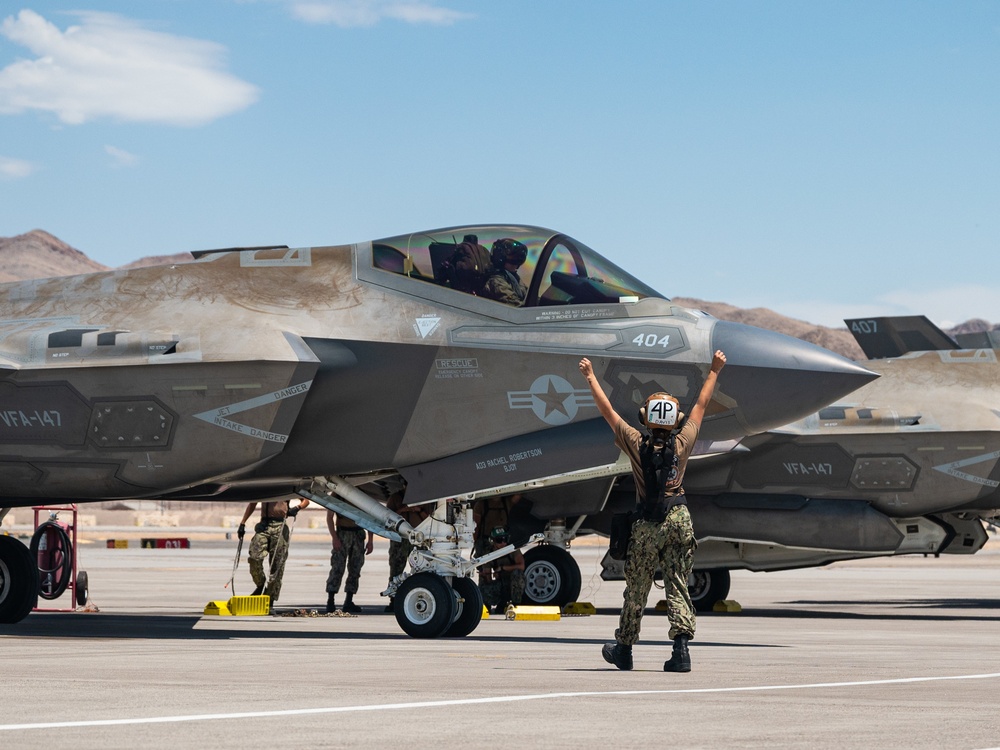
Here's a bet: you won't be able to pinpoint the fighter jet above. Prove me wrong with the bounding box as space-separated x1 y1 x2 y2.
0 225 875 635
577 315 999 610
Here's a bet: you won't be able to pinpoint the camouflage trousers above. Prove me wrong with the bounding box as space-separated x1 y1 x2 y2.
615 505 696 646
480 569 526 610
387 538 414 582
248 519 290 602
326 528 367 595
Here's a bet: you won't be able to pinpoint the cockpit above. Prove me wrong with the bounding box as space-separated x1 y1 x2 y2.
371 225 664 308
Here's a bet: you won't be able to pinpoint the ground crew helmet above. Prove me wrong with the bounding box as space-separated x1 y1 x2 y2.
491 238 528 268
638 392 682 430
489 526 511 544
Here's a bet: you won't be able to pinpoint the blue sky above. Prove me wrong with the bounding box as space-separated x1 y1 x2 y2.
1 1 998 329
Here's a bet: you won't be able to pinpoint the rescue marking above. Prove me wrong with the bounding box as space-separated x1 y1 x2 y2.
932 450 1000 488
508 374 595 426
193 381 313 444
2 672 999 732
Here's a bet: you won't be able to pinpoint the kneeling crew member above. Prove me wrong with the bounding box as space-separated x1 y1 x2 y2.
478 526 526 614
579 350 726 673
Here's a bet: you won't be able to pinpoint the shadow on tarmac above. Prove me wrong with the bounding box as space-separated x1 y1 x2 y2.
0 612 775 648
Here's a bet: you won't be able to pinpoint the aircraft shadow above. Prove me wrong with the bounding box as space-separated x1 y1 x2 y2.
1 612 776 648
729 597 1000 622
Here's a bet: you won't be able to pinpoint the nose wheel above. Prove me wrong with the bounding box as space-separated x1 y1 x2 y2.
394 572 457 638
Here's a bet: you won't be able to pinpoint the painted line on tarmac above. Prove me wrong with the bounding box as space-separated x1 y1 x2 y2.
3 672 1000 732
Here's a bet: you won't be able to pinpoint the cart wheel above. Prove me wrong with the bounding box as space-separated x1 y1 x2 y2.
75 570 89 606
30 521 72 600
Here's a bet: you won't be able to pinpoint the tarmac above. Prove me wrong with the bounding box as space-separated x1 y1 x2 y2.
1 524 999 749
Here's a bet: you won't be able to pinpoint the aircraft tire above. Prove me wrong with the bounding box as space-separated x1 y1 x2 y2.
30 521 73 601
0 535 39 623
394 572 457 638
443 576 483 638
76 570 89 607
688 568 731 613
522 546 582 607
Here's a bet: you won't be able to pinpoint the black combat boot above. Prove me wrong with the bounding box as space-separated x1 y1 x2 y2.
251 583 264 597
602 641 633 671
343 594 361 614
326 594 336 614
663 634 691 673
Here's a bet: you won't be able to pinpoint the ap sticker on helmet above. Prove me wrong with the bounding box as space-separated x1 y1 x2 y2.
647 398 678 426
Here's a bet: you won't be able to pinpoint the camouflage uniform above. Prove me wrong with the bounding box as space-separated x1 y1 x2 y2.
615 505 696 645
480 569 526 610
387 538 413 581
480 269 526 306
326 528 367 596
479 553 526 610
248 519 290 601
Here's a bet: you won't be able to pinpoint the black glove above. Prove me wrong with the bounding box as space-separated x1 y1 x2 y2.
288 505 300 518
237 524 245 540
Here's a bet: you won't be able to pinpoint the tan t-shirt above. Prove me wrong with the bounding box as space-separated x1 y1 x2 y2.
261 500 290 521
614 418 700 502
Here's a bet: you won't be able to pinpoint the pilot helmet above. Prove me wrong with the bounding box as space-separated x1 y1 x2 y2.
491 238 528 269
489 526 511 545
638 392 683 430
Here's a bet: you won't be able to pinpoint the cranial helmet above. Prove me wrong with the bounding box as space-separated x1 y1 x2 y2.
638 392 682 430
491 238 528 268
489 526 511 544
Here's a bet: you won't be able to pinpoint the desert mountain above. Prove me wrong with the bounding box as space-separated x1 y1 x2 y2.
0 230 991 361
0 230 110 281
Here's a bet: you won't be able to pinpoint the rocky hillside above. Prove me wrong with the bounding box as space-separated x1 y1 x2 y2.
0 229 991 361
0 230 110 281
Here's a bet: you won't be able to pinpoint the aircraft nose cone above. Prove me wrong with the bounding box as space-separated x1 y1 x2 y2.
709 319 877 437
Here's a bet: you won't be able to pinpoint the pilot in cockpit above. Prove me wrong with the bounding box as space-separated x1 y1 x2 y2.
480 238 528 306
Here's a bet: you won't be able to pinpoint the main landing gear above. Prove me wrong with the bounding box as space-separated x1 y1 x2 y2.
0 535 39 624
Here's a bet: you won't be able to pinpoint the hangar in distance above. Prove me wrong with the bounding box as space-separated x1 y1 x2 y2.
0 224 875 636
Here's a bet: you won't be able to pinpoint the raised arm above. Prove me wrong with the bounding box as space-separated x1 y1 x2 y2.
579 358 622 431
687 350 726 428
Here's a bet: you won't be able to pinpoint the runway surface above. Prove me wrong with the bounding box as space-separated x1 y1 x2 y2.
1 529 998 749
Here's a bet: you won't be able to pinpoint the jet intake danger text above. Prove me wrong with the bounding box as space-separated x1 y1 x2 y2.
476 447 544 473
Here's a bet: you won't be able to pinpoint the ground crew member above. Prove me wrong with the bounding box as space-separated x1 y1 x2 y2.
579 350 726 673
326 511 374 613
239 498 309 605
472 493 524 556
478 526 526 614
384 483 429 611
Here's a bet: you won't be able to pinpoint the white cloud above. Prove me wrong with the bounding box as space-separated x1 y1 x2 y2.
104 145 139 167
770 284 1000 330
0 155 38 179
289 1 473 27
0 10 259 126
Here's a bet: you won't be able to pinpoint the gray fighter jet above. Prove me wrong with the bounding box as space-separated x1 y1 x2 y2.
585 315 1000 609
0 225 875 635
